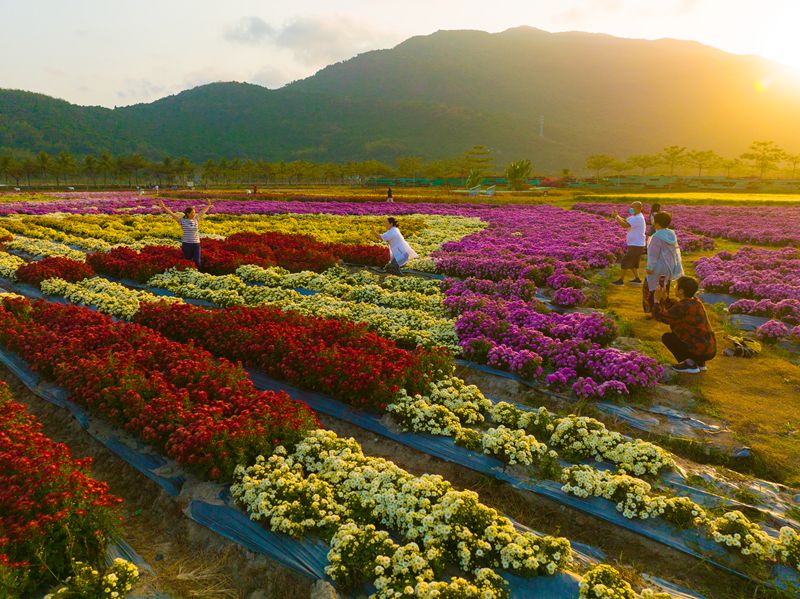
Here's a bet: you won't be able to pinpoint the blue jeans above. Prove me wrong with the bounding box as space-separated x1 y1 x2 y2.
182 242 201 268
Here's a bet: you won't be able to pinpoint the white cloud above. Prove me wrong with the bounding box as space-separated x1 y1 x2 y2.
224 14 387 66
224 16 274 44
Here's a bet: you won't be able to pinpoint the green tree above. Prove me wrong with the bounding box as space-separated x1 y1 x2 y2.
505 159 532 190
741 140 786 178
659 146 687 175
0 155 13 184
685 150 720 176
585 154 616 178
720 158 742 177
98 152 115 186
21 158 38 187
83 155 98 187
396 156 424 180
462 145 493 179
54 151 76 186
37 151 51 182
784 153 800 178
627 154 661 175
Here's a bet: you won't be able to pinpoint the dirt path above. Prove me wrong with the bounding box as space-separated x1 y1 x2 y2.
0 365 311 599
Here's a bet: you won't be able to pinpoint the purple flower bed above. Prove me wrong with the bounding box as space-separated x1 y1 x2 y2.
695 247 800 324
452 296 662 397
575 202 800 247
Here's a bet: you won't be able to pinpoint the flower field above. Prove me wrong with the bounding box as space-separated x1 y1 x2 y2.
0 381 138 597
1 192 799 598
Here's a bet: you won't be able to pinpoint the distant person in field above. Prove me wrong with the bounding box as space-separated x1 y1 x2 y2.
371 217 418 275
157 199 212 269
643 211 684 314
387 187 393 202
611 201 646 285
653 275 716 374
648 203 662 236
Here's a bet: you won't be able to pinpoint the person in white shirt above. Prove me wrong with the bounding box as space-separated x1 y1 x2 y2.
157 199 212 268
610 201 646 285
371 217 418 275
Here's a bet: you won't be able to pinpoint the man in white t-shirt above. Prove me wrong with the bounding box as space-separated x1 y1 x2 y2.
611 201 647 285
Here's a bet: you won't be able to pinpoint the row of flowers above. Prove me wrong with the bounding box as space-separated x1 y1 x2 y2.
0 212 487 272
231 429 572 598
146 267 460 351
560 465 800 572
133 300 450 412
695 246 800 325
0 380 138 597
0 297 319 480
131 299 674 479
236 264 445 314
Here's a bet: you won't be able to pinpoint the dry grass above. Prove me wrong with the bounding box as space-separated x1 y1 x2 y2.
603 238 800 485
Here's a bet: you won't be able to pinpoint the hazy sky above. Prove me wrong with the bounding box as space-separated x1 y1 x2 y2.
1 0 798 107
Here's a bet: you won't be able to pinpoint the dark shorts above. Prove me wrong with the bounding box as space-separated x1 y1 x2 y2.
182 242 201 268
621 245 645 269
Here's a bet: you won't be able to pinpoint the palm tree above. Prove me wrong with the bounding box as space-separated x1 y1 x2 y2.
54 151 76 186
98 153 115 186
505 159 532 190
83 155 98 187
37 151 52 183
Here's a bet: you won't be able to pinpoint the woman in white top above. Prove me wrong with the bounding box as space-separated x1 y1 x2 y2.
157 199 212 268
371 217 418 275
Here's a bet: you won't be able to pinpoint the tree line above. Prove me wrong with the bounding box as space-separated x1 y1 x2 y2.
3 141 795 189
585 141 800 180
0 145 530 188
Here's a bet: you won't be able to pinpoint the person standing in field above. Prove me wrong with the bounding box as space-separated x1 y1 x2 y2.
643 211 684 314
647 203 662 236
387 187 394 202
157 199 212 269
371 217 418 275
611 201 646 285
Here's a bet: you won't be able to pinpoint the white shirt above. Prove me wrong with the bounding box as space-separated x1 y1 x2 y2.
626 213 646 247
380 226 418 266
180 217 201 243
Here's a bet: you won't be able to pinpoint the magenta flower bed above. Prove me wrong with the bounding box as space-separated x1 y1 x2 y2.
695 247 800 324
575 202 800 247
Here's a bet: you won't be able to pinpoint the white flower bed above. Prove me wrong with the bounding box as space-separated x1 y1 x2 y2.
232 430 572 596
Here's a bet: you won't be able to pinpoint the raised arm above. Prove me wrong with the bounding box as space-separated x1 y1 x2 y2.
610 209 631 229
370 225 384 243
199 199 212 220
157 199 180 222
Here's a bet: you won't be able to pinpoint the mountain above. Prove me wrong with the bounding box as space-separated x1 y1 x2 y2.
2 26 800 170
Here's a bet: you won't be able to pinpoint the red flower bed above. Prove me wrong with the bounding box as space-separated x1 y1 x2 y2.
134 302 450 411
202 232 388 274
87 245 194 282
329 242 389 267
0 298 319 480
14 257 95 288
0 381 121 596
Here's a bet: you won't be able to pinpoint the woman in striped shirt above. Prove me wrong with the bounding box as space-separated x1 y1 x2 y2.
157 199 212 268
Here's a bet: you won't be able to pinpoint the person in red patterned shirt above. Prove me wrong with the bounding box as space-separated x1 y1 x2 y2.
652 276 717 374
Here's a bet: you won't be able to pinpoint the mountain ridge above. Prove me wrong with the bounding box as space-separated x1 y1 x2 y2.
2 27 799 170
